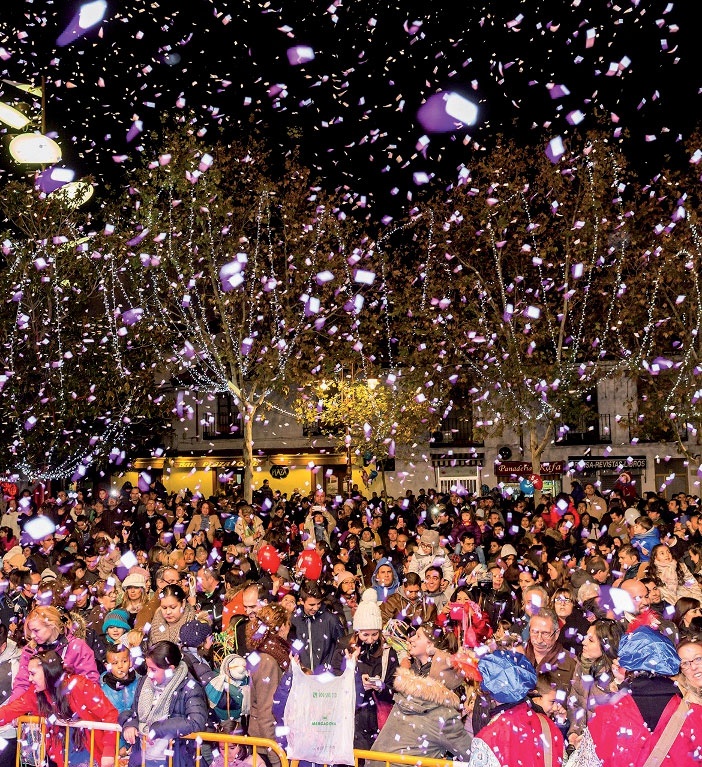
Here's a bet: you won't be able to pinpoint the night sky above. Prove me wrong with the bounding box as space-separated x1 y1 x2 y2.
1 0 699 215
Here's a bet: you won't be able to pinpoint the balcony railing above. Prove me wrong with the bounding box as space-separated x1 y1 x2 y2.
432 416 484 447
556 413 612 445
627 413 688 444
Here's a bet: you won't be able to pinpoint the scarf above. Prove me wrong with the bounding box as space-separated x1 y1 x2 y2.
102 669 137 691
255 633 290 670
137 660 189 733
677 674 702 705
149 603 195 644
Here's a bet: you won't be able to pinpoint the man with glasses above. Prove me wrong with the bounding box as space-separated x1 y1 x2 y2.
525 609 576 687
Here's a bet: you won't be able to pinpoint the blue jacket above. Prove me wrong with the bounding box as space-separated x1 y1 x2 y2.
100 672 138 713
631 528 661 562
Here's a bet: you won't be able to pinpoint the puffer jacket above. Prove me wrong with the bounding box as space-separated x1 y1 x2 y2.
11 633 99 701
407 547 454 587
119 668 208 767
367 666 472 767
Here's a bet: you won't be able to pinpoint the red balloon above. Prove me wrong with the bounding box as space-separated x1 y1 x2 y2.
529 474 544 491
257 544 281 574
297 549 323 580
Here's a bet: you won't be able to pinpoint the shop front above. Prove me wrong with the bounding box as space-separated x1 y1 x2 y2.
494 460 565 496
432 452 484 495
567 455 647 493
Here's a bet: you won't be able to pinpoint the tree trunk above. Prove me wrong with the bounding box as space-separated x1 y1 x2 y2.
242 406 255 503
529 422 553 504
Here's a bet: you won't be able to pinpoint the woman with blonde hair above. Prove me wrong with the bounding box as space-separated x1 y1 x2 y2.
120 572 150 620
10 605 98 700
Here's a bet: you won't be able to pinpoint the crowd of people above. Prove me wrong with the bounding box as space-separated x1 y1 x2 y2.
1 477 702 767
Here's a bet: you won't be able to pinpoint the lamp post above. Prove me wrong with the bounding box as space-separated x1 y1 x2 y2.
1 77 94 205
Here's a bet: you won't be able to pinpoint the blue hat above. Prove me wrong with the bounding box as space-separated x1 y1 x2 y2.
102 609 131 634
478 650 537 704
618 627 680 676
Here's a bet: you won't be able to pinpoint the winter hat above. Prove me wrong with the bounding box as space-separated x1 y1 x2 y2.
3 547 27 570
102 609 131 634
122 573 148 590
40 568 57 582
500 544 518 559
179 619 213 648
420 529 440 549
618 626 680 676
334 570 356 587
353 589 383 631
478 650 537 704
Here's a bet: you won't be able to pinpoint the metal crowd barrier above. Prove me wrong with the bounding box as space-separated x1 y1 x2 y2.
15 715 121 767
14 718 460 767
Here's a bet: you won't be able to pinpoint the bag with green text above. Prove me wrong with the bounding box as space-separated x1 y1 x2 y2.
283 659 356 765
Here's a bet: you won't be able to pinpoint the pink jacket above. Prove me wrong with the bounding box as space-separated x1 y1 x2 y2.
11 634 99 701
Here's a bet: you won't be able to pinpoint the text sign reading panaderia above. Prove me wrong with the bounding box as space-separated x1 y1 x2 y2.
494 461 566 476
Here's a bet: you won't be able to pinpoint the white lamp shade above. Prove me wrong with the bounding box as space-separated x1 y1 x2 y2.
9 133 62 164
0 101 30 130
50 179 95 207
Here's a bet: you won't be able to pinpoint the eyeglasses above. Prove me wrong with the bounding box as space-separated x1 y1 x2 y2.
530 629 557 639
680 656 702 670
554 597 573 604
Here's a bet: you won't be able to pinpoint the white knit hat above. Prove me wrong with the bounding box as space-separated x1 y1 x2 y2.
353 589 383 631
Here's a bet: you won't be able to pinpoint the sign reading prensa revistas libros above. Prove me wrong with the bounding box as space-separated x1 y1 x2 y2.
567 456 647 470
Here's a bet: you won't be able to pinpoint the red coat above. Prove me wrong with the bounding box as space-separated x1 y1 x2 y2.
588 692 702 766
0 673 118 766
476 701 564 767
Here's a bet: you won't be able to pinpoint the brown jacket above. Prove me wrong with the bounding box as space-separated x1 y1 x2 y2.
525 640 577 688
380 589 438 626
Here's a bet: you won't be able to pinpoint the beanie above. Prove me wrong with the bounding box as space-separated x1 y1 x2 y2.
102 609 131 634
122 573 148 590
353 589 383 631
179 619 213 648
420 529 440 549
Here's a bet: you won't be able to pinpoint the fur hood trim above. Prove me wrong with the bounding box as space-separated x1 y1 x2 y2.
393 667 461 710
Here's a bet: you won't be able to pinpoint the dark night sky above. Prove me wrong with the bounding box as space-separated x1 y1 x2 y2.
1 0 699 215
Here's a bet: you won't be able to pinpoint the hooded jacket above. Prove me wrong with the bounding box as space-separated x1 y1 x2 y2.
367 665 472 767
371 558 400 601
407 546 454 588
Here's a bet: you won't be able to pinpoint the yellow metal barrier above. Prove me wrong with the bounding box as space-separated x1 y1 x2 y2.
182 732 289 767
14 719 454 767
288 751 456 767
15 715 121 767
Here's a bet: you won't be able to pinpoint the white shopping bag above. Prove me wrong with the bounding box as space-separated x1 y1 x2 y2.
283 659 356 765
